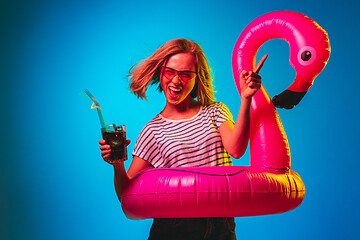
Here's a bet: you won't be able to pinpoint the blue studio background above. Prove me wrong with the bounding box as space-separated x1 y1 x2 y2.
1 0 359 239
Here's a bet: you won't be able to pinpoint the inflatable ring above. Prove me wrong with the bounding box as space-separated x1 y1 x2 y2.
121 11 330 220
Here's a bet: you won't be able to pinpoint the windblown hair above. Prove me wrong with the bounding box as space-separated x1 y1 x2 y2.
128 38 215 106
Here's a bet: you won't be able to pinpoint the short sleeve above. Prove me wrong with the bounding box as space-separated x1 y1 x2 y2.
132 124 161 164
212 102 234 129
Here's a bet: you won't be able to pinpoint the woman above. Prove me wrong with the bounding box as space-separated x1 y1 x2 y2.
99 38 266 239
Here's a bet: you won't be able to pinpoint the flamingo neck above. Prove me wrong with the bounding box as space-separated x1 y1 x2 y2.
249 86 291 169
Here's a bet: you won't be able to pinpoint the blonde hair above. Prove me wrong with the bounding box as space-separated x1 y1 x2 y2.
128 38 215 106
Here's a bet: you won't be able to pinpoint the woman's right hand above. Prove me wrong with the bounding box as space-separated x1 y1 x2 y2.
99 139 131 164
99 139 112 162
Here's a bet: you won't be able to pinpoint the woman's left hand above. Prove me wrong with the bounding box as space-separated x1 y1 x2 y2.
239 54 267 99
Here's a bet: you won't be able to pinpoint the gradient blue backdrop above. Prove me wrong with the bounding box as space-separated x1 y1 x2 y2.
1 0 359 239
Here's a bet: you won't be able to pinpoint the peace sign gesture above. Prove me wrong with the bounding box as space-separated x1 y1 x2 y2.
239 54 268 99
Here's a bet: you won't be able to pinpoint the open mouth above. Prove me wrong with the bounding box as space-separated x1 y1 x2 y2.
169 86 182 95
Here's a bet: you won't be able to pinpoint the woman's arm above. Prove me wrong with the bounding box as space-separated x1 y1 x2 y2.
99 140 150 202
219 98 252 159
112 156 150 202
219 55 267 159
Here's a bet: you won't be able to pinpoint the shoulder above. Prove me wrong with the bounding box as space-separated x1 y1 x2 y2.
137 114 163 136
143 113 166 128
203 101 229 113
134 114 163 149
202 101 234 125
204 101 227 108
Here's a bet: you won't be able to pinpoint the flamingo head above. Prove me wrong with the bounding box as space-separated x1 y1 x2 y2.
272 17 331 109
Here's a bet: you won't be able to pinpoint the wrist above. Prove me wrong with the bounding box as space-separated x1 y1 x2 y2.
111 160 126 167
113 161 126 175
240 96 252 104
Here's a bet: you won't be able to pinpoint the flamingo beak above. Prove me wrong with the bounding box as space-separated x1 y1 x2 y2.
272 90 307 109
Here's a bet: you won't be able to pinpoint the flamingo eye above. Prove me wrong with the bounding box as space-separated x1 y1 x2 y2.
297 46 317 66
301 51 312 61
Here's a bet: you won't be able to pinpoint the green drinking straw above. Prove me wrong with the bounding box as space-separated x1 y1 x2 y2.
84 89 107 130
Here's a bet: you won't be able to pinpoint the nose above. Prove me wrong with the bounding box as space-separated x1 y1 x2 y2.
171 74 181 85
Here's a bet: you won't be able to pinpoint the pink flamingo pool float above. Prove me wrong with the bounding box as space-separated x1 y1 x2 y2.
121 11 331 219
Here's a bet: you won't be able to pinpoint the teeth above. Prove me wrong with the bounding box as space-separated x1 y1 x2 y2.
169 87 181 93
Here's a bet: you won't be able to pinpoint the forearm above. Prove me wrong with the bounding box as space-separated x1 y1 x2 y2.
221 97 252 159
232 98 252 157
112 156 150 203
113 162 130 203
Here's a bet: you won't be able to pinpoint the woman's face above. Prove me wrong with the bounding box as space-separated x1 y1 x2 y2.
160 53 197 107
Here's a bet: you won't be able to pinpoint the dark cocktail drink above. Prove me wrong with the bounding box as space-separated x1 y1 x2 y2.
101 124 127 162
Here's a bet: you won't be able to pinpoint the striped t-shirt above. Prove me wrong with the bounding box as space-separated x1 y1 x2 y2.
132 102 234 168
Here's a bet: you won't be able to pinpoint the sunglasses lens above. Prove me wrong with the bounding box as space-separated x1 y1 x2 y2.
163 68 176 79
162 67 196 81
179 72 196 81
